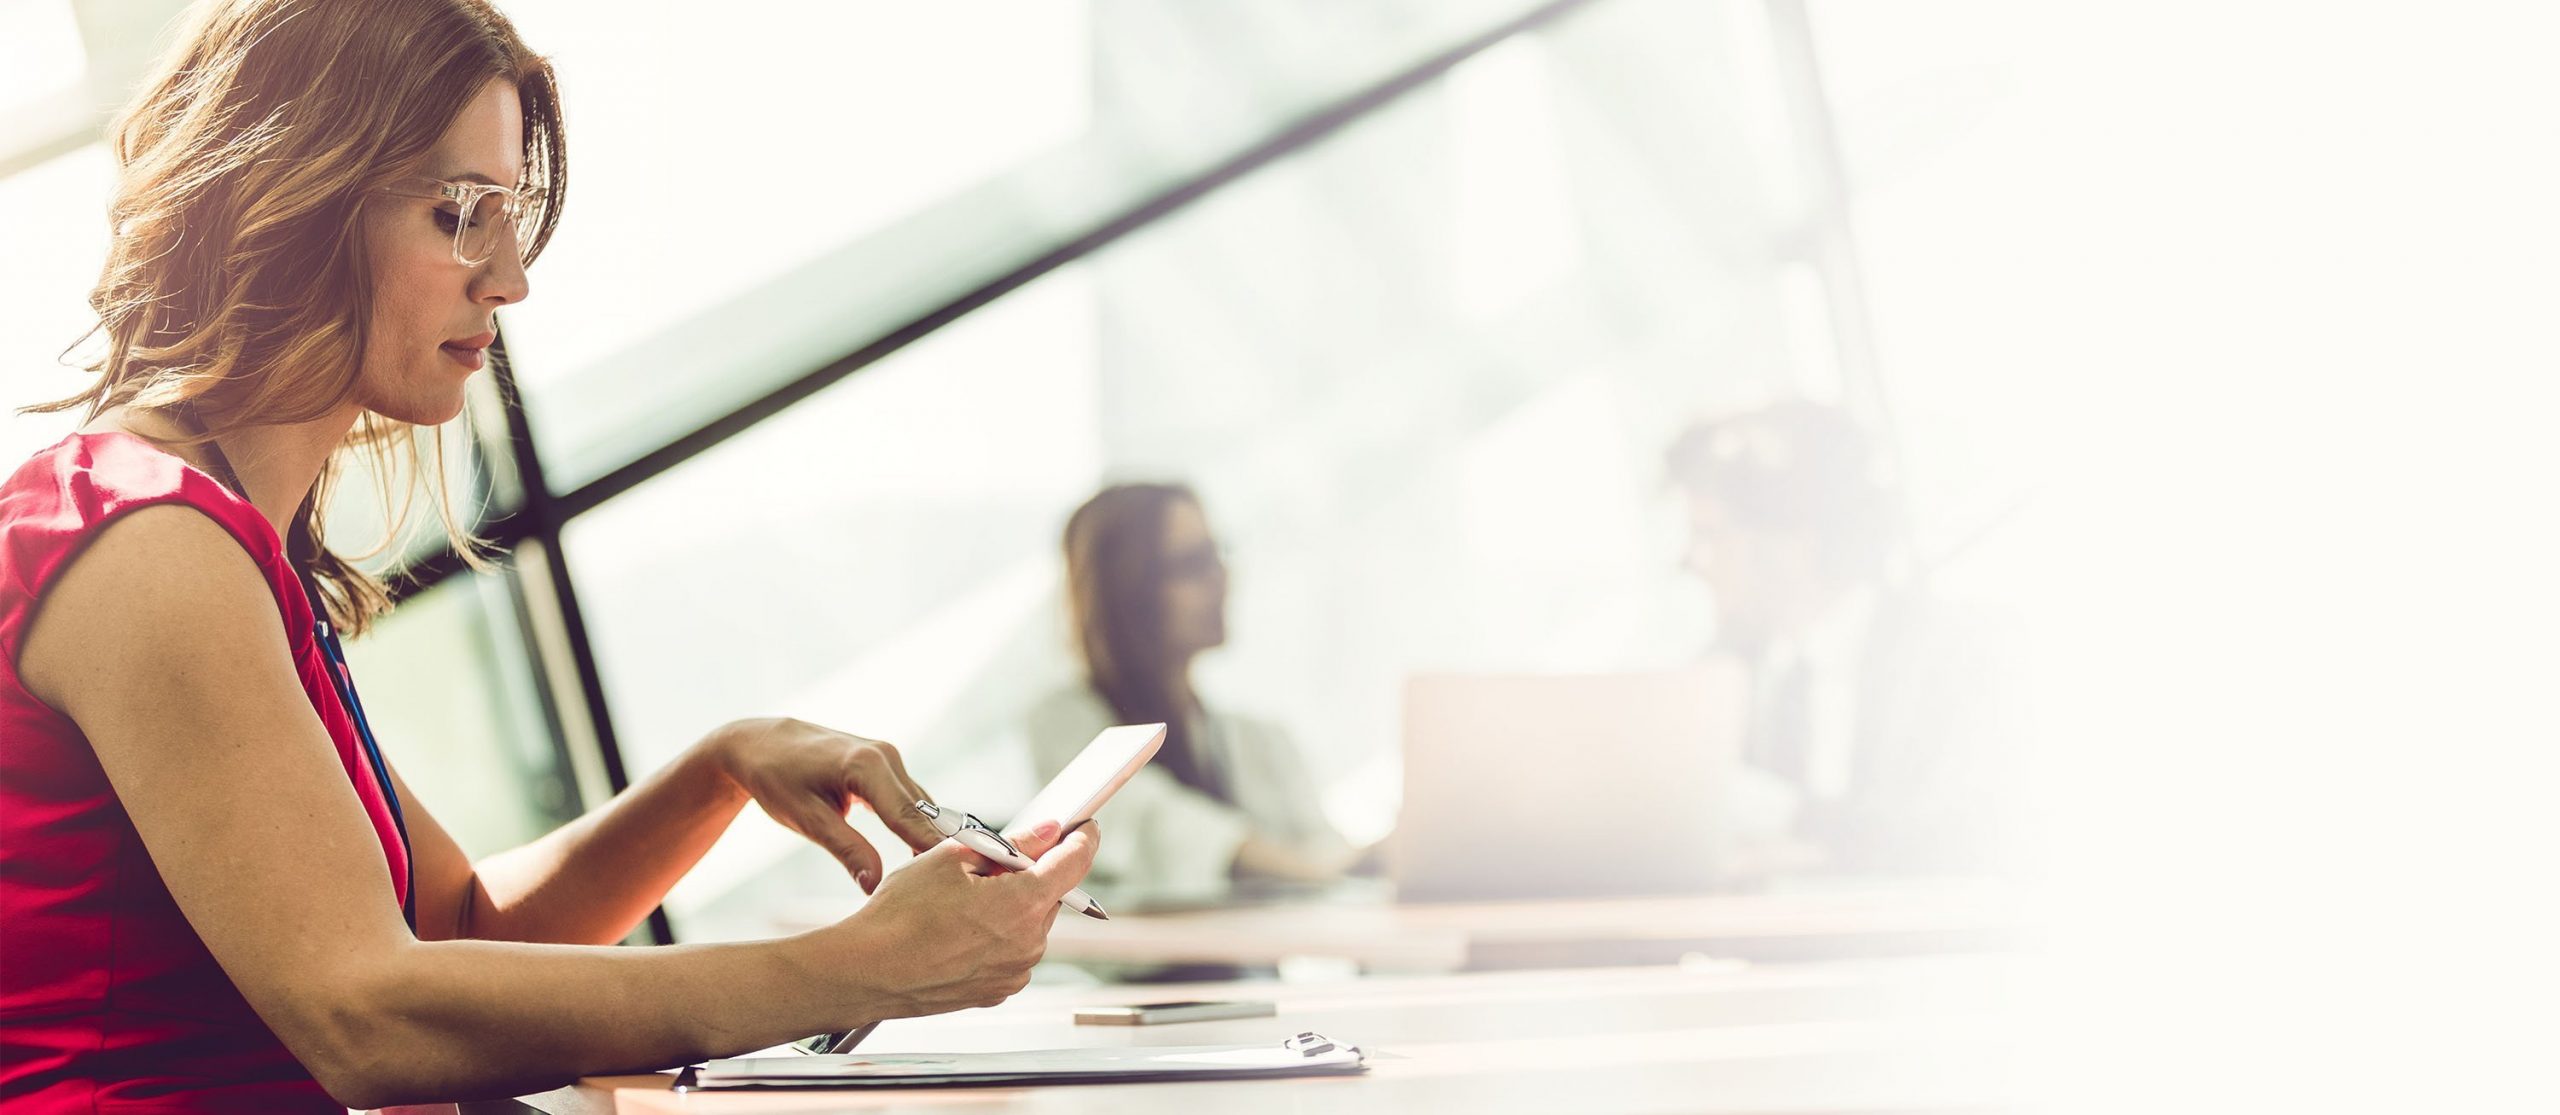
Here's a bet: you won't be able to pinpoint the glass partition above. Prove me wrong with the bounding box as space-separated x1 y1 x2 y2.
558 0 1826 939
342 570 576 859
492 0 1583 493
0 143 108 466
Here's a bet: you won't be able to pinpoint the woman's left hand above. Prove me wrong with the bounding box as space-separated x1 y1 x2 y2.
711 717 946 893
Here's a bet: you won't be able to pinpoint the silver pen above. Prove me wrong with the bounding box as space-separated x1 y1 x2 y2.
914 800 1109 920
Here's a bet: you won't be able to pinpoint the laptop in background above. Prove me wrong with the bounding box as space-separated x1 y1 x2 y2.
1393 668 1745 903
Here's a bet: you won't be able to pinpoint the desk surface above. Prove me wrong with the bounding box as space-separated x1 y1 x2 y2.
1041 881 2023 971
518 953 2015 1114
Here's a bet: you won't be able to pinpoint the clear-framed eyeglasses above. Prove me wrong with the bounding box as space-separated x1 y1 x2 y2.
377 177 548 267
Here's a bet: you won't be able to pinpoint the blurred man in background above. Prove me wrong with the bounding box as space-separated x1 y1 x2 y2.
1670 401 2019 874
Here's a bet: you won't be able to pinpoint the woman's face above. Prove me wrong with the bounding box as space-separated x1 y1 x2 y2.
355 79 531 425
1157 498 1229 660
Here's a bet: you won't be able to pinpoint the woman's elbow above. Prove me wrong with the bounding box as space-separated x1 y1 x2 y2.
270 955 452 1108
310 1069 403 1112
289 996 412 1109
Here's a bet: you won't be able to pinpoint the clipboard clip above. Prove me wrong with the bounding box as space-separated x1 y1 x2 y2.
1285 1031 1345 1058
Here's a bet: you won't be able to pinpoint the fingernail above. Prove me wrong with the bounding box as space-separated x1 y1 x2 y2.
1031 821 1062 840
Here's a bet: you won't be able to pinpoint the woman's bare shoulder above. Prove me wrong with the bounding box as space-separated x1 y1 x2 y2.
17 502 288 715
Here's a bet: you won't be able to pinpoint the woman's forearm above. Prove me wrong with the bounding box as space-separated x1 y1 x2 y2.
310 929 874 1107
464 733 749 944
311 827 1104 1108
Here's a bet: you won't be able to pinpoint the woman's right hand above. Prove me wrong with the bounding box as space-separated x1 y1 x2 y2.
811 821 1099 1020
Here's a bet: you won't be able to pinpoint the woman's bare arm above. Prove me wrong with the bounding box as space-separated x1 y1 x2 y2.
399 714 942 946
18 505 1095 1106
395 743 748 946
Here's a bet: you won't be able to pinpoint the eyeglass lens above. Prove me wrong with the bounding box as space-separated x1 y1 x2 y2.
456 188 523 265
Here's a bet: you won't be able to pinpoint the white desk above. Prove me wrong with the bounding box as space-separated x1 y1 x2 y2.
517 953 2016 1114
1040 882 2022 972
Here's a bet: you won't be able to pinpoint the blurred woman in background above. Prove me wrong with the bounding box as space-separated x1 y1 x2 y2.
1027 483 1359 909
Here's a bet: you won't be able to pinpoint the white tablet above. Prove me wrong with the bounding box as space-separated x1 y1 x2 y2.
1010 723 1166 836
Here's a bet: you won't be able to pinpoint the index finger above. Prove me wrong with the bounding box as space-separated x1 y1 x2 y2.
1023 822 1099 900
855 750 939 854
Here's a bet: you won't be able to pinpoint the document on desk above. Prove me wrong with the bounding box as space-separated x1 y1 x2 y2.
679 1034 1368 1090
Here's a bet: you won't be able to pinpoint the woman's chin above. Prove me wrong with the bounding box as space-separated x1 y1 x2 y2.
364 392 468 428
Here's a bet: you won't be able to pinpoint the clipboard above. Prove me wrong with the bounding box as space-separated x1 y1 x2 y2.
675 1031 1368 1090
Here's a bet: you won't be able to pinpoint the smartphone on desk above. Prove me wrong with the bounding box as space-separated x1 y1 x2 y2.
1075 1000 1278 1026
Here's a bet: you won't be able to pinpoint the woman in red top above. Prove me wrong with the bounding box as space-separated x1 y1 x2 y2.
0 0 1095 1109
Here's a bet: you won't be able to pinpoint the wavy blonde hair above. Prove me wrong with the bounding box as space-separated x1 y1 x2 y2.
26 0 565 635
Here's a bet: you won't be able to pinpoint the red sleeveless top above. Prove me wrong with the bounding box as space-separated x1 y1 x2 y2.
0 431 412 1112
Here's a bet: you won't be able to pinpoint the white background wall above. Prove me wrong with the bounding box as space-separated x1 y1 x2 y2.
1810 2 2560 1109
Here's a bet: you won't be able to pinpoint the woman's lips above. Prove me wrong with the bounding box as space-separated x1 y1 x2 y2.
440 342 485 371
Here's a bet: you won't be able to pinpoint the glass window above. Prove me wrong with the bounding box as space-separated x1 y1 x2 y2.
323 391 515 579
566 0 1823 938
342 570 576 859
0 1 84 108
0 143 110 467
563 270 1101 937
1792 0 2047 579
493 0 1581 493
1083 0 1813 791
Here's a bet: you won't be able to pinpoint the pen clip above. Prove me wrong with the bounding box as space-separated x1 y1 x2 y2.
917 800 1026 858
